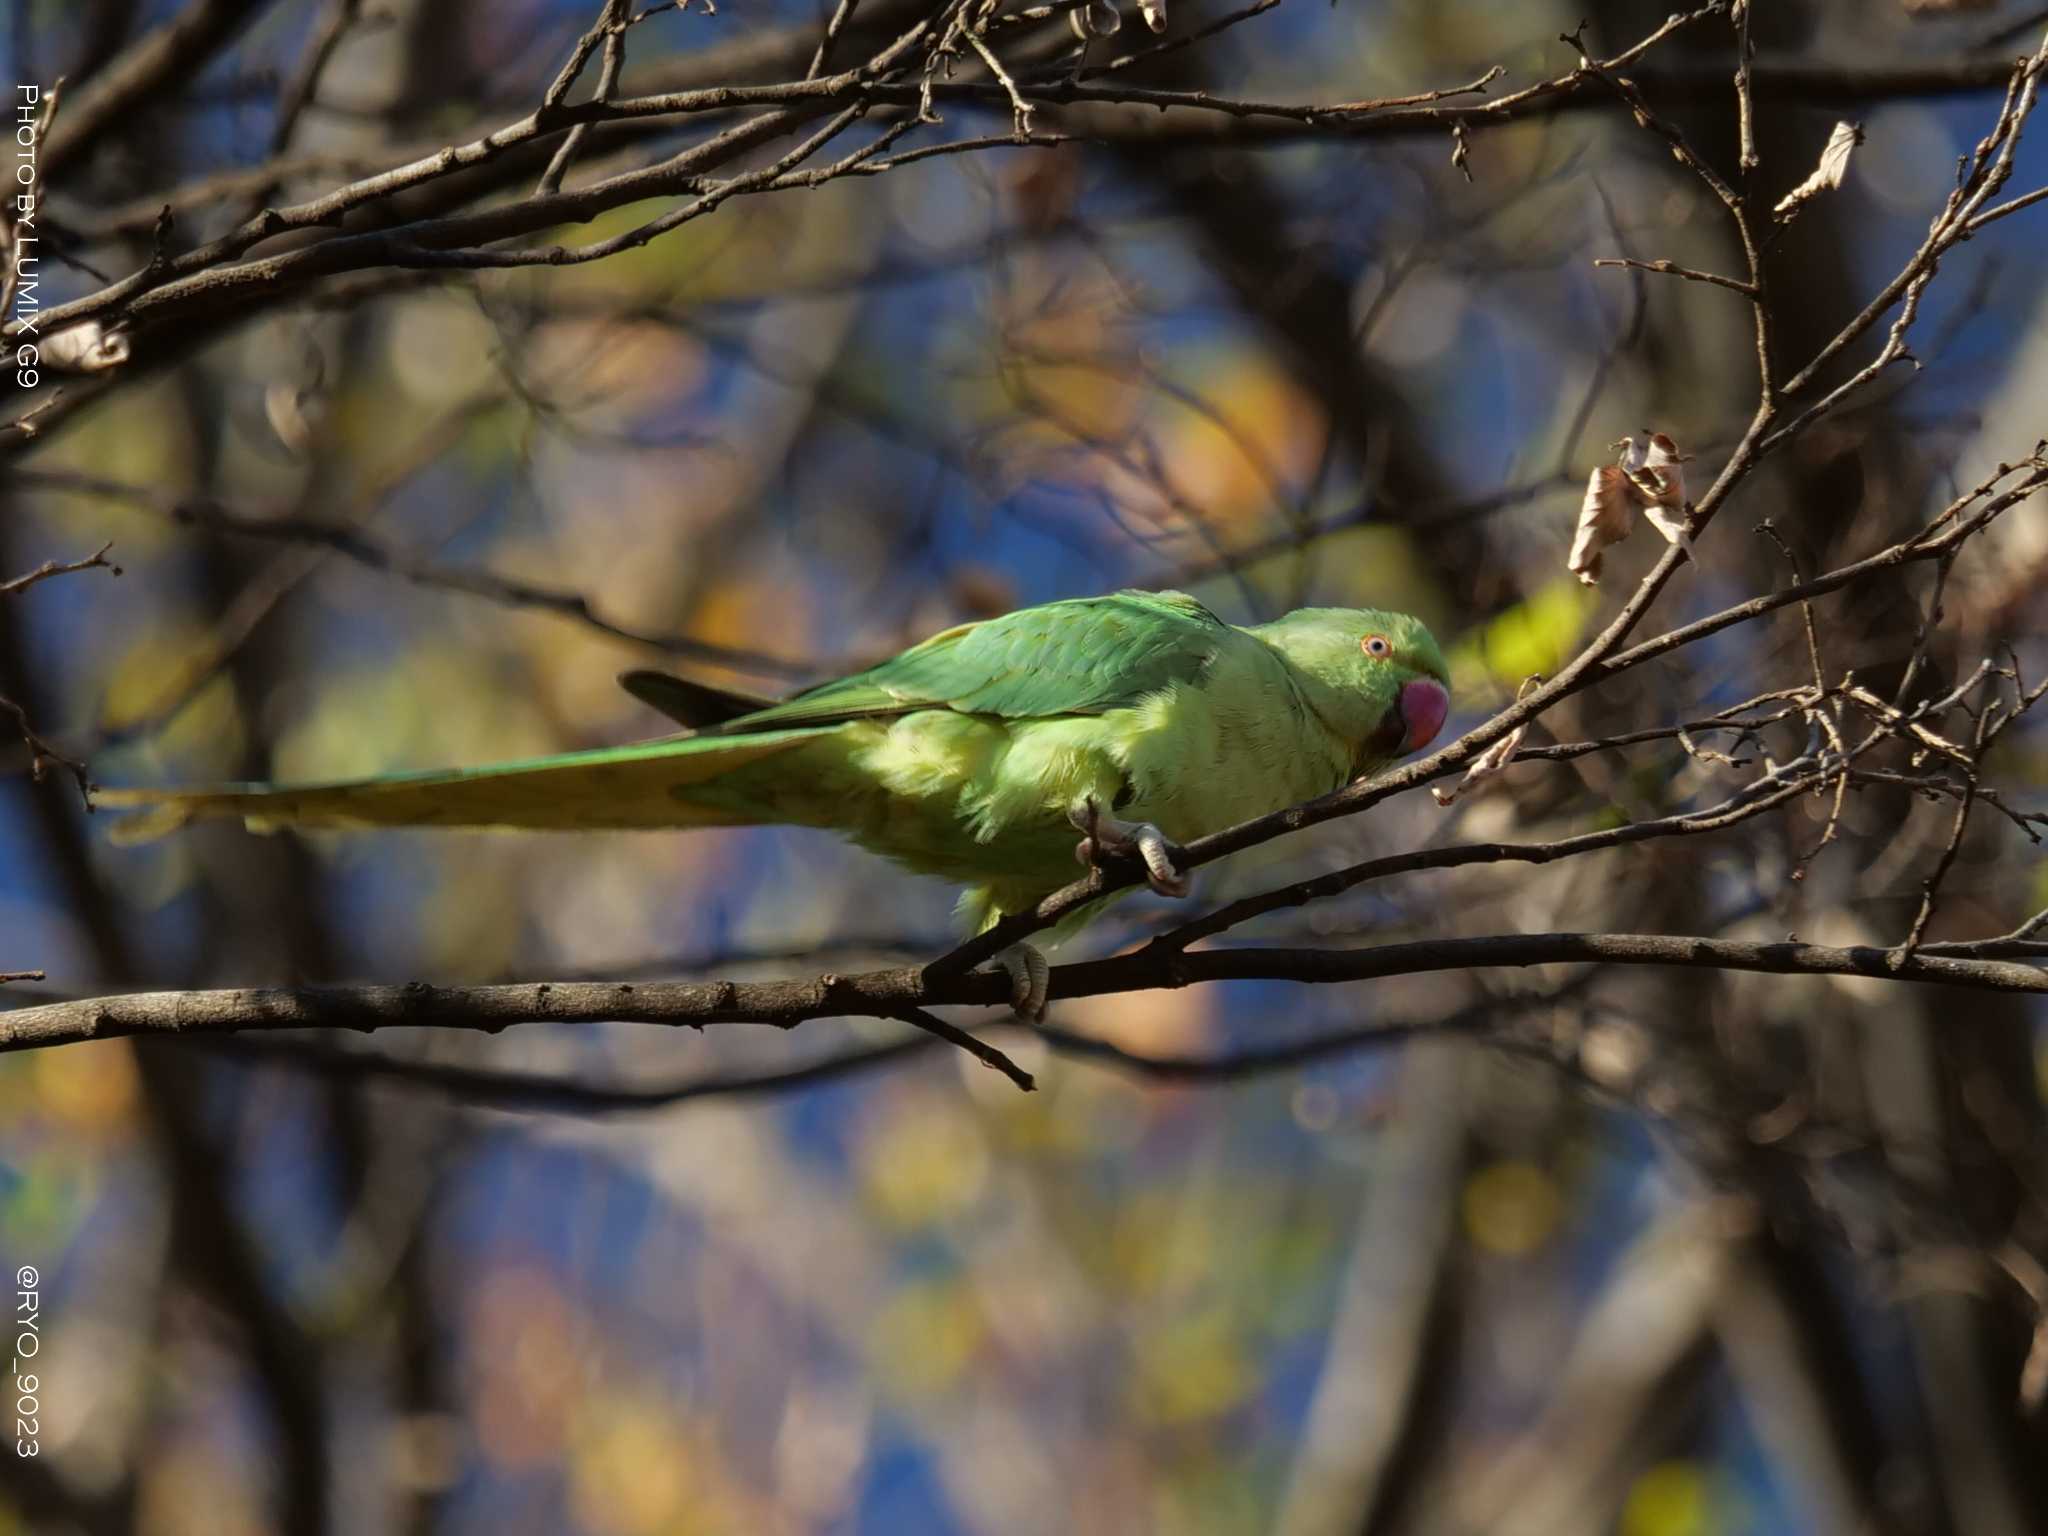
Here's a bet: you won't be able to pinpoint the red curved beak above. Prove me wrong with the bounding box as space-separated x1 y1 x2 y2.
1398 679 1450 754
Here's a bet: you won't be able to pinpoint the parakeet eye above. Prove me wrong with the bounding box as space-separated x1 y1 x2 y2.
1361 634 1392 658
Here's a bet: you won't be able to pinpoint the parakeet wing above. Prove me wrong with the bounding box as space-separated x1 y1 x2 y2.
705 590 1230 735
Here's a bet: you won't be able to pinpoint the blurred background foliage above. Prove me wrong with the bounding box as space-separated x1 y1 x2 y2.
4 0 2048 1532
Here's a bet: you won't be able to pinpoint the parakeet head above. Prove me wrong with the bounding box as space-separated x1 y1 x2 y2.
1249 607 1451 772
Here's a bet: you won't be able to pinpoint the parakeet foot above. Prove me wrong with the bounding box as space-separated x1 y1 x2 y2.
1068 798 1191 898
990 941 1051 1020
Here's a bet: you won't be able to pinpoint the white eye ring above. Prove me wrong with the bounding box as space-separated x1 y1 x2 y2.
1361 634 1391 658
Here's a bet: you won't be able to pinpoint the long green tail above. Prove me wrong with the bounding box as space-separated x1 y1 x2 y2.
96 731 813 845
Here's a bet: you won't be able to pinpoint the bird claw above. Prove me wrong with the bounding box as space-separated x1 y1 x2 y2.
1067 797 1191 898
991 941 1050 1020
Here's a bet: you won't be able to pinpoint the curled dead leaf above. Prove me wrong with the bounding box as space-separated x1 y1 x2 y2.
1568 442 1638 586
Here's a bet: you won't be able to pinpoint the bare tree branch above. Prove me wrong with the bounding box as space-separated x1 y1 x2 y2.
6 932 2044 1061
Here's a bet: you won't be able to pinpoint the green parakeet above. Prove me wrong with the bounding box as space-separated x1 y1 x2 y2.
99 590 1450 1008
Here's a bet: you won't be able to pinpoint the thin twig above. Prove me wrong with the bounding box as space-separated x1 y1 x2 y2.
893 1004 1034 1089
537 0 633 196
268 0 365 156
808 0 864 79
0 542 120 596
1592 257 1756 297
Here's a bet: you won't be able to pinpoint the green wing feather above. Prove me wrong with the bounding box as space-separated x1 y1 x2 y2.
703 590 1229 735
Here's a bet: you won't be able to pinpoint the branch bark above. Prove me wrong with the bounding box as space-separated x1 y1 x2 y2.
6 932 2043 1060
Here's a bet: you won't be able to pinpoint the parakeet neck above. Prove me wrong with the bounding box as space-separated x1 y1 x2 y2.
1288 669 1401 774
1245 624 1402 775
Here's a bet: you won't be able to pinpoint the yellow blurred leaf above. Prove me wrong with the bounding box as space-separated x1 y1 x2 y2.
35 377 195 552
1621 1460 1711 1536
1450 578 1596 696
522 179 866 307
1106 1191 1180 1298
98 621 246 768
1212 522 1443 626
273 649 559 785
856 1091 992 1229
32 1040 138 1136
569 1395 734 1536
868 1279 983 1396
1462 1160 1562 1257
0 1150 82 1251
1130 1307 1252 1424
